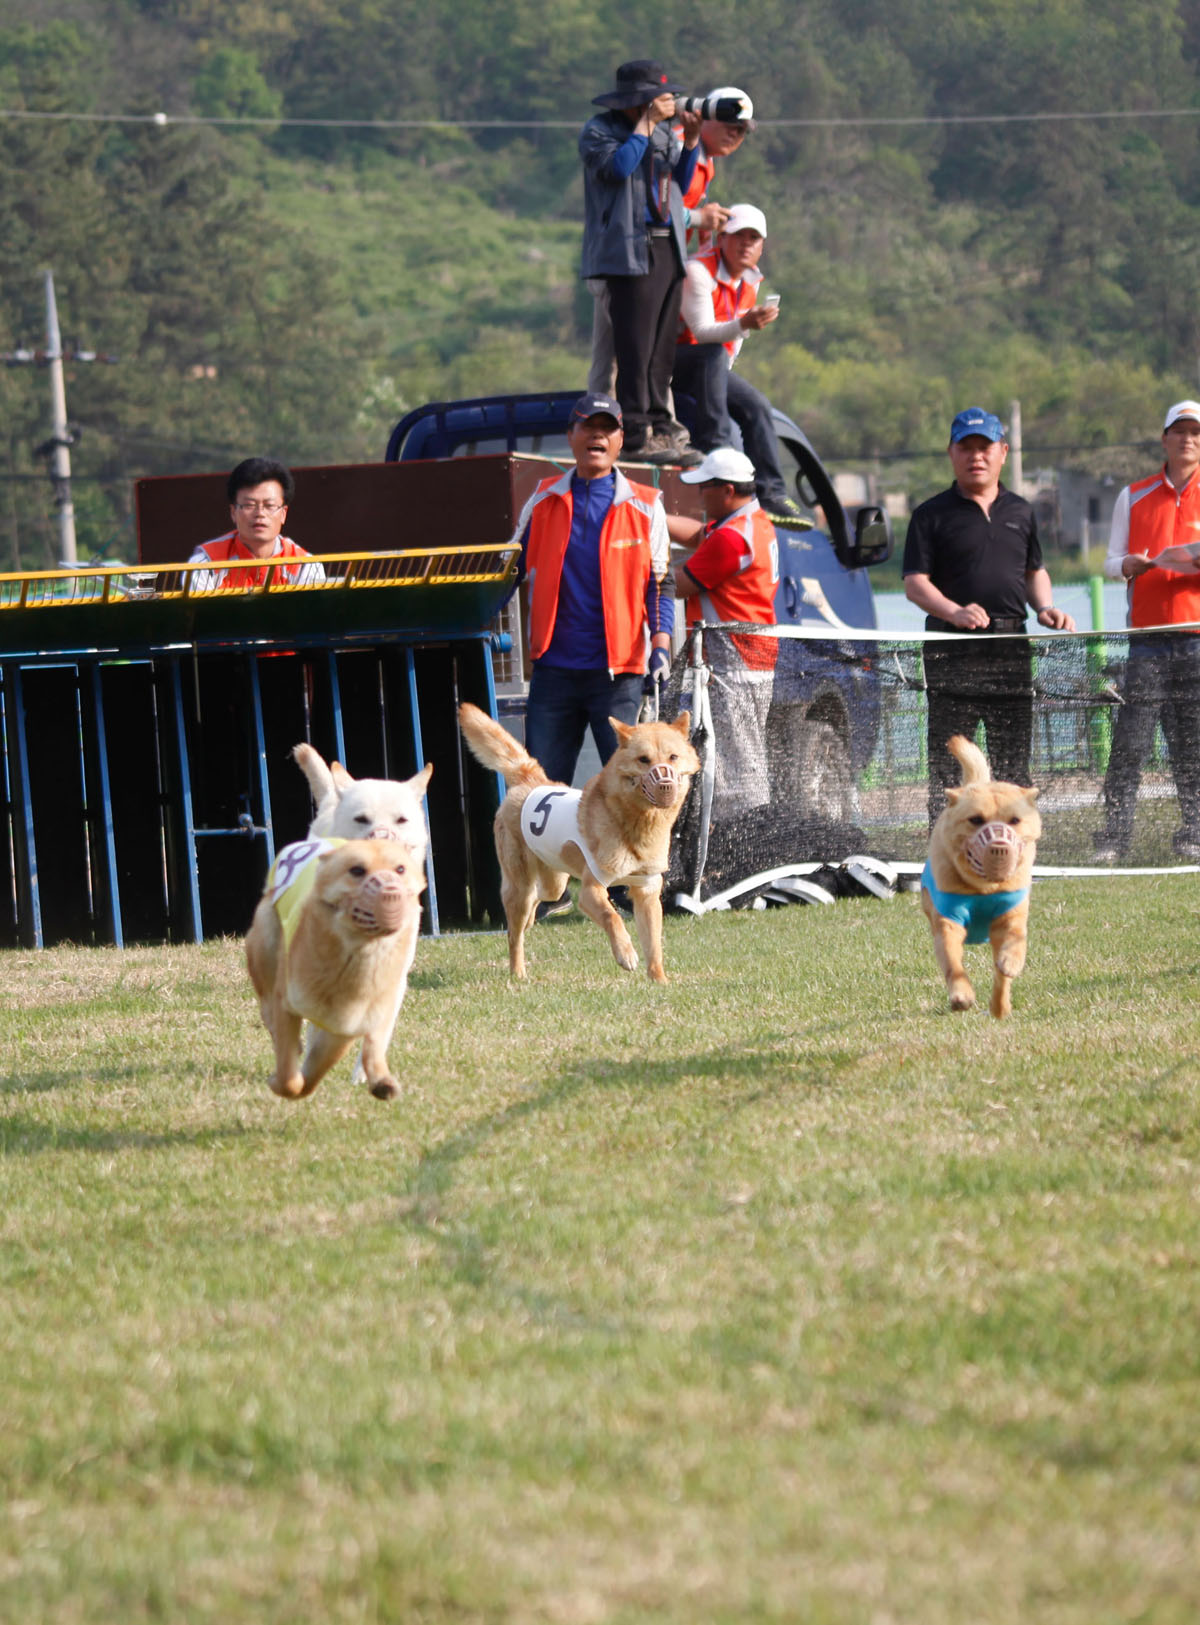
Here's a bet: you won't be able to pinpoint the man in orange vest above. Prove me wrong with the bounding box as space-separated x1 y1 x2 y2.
672 205 806 529
187 457 325 592
679 87 755 254
1094 400 1200 860
673 446 779 816
511 392 674 786
509 391 674 917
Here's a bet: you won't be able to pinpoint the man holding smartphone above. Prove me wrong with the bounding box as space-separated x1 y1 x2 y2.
672 204 806 527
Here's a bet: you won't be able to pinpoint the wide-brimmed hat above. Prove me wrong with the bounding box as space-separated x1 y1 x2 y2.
593 60 685 110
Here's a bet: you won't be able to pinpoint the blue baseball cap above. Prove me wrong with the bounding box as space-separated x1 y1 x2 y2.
570 392 623 425
949 407 1006 444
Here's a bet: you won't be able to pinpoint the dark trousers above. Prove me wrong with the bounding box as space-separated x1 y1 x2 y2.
671 343 790 507
606 234 684 448
923 639 1034 823
525 664 644 787
1099 633 1200 850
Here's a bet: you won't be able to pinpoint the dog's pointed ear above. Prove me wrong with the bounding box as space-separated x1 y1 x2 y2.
610 718 633 743
671 711 691 737
408 762 433 795
330 761 354 792
944 787 962 806
1022 786 1039 803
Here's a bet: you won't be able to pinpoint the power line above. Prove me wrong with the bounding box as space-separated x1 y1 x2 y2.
2 105 1200 131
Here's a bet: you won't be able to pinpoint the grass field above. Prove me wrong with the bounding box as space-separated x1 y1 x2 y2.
3 878 1199 1623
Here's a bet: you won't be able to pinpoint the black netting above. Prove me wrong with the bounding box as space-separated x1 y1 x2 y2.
660 623 1200 903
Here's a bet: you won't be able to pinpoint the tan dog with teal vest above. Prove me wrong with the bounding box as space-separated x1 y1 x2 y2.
921 735 1042 1018
245 837 425 1100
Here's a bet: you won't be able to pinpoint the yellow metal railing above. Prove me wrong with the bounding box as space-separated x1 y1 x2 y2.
0 544 519 609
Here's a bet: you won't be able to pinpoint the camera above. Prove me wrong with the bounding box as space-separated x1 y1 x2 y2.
676 87 754 126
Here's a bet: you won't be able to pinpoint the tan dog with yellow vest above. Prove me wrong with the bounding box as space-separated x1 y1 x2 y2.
245 837 425 1100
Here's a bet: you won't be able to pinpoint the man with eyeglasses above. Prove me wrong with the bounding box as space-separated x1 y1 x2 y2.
187 457 326 592
1094 400 1200 860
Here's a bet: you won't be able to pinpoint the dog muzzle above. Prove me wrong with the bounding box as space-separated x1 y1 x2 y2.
964 821 1025 881
640 763 680 808
349 869 410 933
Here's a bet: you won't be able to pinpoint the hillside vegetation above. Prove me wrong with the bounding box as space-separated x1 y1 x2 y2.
3 0 1200 563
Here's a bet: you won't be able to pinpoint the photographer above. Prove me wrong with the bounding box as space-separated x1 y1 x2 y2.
678 86 756 253
580 60 702 463
587 85 755 398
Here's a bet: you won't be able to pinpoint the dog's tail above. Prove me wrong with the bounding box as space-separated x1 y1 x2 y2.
458 703 552 789
947 734 990 785
293 742 336 803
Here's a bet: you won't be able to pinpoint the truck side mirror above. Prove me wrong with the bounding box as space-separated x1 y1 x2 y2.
849 505 892 569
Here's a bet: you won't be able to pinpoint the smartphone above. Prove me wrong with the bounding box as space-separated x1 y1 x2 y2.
763 293 781 308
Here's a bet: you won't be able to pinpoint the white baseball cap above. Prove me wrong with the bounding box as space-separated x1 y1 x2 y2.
721 203 767 239
1164 399 1200 430
679 447 757 485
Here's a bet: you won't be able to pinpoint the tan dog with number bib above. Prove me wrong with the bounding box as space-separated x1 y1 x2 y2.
921 735 1042 1018
245 836 425 1100
457 702 698 983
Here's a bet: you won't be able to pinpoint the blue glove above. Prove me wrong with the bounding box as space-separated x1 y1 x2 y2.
643 645 670 694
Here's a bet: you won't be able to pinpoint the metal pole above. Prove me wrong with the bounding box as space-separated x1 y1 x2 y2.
43 269 78 566
1008 397 1023 498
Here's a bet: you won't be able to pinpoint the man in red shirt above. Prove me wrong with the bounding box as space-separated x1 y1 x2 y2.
674 446 779 816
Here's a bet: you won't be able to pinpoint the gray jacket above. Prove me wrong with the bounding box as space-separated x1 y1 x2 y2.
579 110 689 278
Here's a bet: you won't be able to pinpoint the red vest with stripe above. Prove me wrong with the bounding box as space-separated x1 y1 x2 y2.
685 503 780 669
677 248 758 358
1127 470 1200 628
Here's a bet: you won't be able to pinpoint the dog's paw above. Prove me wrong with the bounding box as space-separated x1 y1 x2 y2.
947 982 976 1012
270 1072 307 1099
994 948 1026 979
615 942 639 972
369 1076 400 1100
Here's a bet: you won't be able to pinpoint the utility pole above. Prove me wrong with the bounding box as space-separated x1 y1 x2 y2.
1 270 116 570
43 270 77 566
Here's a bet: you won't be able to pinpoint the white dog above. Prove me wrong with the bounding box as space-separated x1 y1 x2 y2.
292 743 431 858
291 743 433 1081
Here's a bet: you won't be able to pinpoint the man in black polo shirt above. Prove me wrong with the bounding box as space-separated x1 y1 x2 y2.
903 407 1075 821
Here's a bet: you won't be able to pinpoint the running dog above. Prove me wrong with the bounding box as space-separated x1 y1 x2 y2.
457 703 698 983
921 735 1042 1018
292 742 431 856
292 743 432 1081
245 837 426 1100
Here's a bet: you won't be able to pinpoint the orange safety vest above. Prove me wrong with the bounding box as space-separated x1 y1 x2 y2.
195 532 315 589
1127 470 1200 628
682 146 715 211
677 248 759 358
685 502 780 669
523 469 667 675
